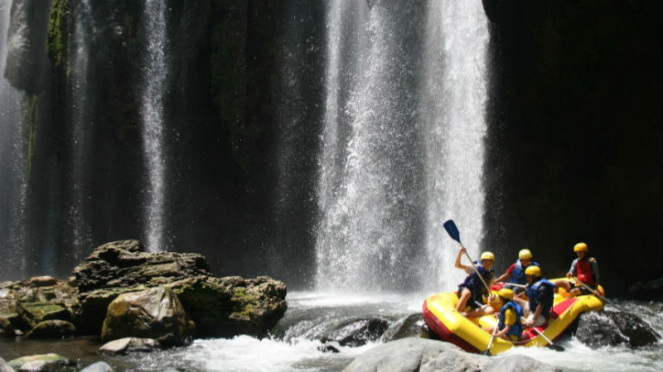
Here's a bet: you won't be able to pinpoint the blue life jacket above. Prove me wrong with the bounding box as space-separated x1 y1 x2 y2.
461 261 493 294
526 278 555 318
510 259 540 285
498 301 523 338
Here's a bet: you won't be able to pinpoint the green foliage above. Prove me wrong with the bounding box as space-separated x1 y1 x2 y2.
47 0 71 69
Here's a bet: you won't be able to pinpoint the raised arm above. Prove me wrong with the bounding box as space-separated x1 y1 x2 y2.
455 247 470 274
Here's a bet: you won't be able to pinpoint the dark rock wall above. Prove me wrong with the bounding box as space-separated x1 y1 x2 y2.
1 0 660 297
482 0 663 297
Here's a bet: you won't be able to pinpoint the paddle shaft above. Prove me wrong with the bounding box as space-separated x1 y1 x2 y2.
483 323 499 354
531 326 555 346
573 277 618 308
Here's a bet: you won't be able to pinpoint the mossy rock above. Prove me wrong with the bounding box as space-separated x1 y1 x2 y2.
9 353 73 370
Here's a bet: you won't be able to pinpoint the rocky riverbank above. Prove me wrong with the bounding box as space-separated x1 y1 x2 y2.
0 240 287 370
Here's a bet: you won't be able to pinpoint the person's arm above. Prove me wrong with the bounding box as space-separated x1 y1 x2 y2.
566 259 578 278
455 247 470 274
494 264 515 284
496 308 515 337
591 259 600 285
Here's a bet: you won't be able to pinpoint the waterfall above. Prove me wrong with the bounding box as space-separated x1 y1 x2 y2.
421 2 489 290
0 0 28 279
67 0 93 261
140 0 169 252
315 0 488 292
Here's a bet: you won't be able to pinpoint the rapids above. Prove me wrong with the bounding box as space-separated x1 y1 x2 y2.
1 293 661 371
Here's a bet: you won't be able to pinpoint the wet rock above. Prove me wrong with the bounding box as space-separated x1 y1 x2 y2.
0 356 15 372
0 317 15 337
343 338 560 372
99 337 160 355
24 320 77 339
381 313 427 342
73 240 211 292
8 354 73 372
317 344 341 353
79 361 114 372
322 318 389 347
575 309 660 348
101 287 195 347
170 275 287 338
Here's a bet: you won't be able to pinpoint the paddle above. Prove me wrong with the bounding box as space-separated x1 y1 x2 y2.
572 277 623 312
481 324 499 356
531 327 564 352
443 220 491 293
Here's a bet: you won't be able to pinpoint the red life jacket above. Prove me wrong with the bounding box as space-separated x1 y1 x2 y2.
577 258 597 286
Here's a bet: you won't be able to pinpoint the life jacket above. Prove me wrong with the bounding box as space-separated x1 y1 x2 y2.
526 278 555 318
577 257 597 287
461 261 493 294
510 259 540 285
498 301 523 338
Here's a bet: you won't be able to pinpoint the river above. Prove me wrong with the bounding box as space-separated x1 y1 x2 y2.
1 292 661 371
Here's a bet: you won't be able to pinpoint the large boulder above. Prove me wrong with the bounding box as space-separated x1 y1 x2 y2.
101 287 195 347
24 320 76 339
575 309 660 348
321 318 390 347
343 338 561 372
73 240 211 292
170 275 287 338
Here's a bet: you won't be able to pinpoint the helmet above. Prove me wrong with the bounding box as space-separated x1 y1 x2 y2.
518 249 533 260
480 251 495 261
574 242 588 252
525 265 541 277
498 288 514 301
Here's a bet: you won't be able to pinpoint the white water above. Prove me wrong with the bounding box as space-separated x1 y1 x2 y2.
315 1 488 293
67 0 93 261
0 0 28 278
140 0 169 252
100 294 662 372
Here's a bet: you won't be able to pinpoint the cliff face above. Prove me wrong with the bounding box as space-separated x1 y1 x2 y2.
482 0 663 297
1 0 660 297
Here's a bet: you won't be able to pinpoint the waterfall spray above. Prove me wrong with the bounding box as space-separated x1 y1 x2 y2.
0 0 28 279
140 0 169 252
315 1 488 293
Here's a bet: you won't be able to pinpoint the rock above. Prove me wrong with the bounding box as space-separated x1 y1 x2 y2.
99 337 160 355
627 277 663 302
24 320 77 339
575 310 660 348
101 286 195 346
0 317 15 337
381 313 427 342
73 240 211 292
343 338 484 372
481 355 562 372
8 354 73 372
24 277 59 288
79 362 114 372
322 318 389 347
171 275 287 338
343 338 560 372
0 356 16 372
318 344 341 353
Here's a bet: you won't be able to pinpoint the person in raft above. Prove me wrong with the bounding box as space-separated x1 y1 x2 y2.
555 242 601 297
514 265 555 327
494 248 540 294
485 287 524 341
454 247 496 317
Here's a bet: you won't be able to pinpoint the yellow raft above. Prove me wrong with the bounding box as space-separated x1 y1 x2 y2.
423 279 604 355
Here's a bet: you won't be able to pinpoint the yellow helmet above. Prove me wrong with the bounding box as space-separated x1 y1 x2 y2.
498 287 514 301
574 242 588 252
518 249 533 260
525 265 541 277
480 251 495 261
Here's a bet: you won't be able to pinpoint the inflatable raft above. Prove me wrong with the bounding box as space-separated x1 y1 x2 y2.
423 279 604 355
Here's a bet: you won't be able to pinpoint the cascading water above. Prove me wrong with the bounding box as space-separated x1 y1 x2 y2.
140 0 169 253
315 0 488 293
66 0 93 262
0 0 28 279
421 1 489 289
